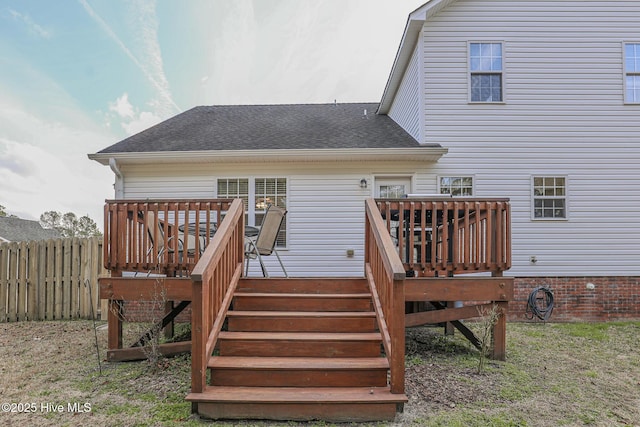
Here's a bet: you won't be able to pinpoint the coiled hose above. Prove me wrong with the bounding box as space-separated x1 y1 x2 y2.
526 286 554 321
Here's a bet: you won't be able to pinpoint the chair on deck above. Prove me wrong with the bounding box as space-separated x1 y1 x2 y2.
144 211 204 268
244 205 288 278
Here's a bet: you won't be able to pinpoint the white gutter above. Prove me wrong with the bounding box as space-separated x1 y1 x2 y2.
89 147 448 166
108 157 124 198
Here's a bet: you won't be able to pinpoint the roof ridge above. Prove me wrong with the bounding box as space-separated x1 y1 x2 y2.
195 102 379 108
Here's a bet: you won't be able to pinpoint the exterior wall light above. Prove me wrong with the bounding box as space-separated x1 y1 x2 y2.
360 178 368 189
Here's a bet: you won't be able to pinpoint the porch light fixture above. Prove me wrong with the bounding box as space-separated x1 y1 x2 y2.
359 178 368 189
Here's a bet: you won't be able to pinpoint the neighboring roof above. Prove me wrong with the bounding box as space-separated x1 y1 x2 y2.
89 103 447 165
378 0 458 114
0 217 61 242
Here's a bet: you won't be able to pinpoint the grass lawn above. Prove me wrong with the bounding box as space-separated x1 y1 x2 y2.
0 320 638 426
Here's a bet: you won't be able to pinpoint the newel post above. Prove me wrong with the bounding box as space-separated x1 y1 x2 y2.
390 274 405 394
190 276 207 399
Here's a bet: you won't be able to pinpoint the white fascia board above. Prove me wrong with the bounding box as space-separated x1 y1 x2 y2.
88 147 448 166
377 0 458 114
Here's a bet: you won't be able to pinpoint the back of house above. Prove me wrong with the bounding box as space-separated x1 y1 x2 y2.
89 0 640 321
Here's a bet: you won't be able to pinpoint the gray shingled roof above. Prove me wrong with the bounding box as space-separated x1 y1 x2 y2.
0 217 61 242
98 103 434 153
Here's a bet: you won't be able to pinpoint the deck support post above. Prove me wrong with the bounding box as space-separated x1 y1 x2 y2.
491 301 508 361
108 299 123 349
444 301 455 336
164 301 174 339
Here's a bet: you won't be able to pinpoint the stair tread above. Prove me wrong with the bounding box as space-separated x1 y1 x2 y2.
218 331 382 341
187 386 407 404
227 310 376 317
234 292 372 298
208 356 389 370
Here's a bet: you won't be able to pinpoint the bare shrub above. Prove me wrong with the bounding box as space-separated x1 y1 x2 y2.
475 303 501 374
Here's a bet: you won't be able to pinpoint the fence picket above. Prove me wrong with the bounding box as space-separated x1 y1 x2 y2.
7 242 18 322
0 237 105 322
0 244 8 322
28 241 38 320
17 241 28 321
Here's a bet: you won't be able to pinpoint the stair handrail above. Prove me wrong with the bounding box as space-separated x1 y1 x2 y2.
190 199 245 395
364 198 406 395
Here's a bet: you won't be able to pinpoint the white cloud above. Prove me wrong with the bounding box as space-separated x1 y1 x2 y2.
8 8 52 39
122 110 161 136
0 97 113 223
108 93 162 136
109 93 135 118
78 0 180 117
0 137 112 223
200 0 425 105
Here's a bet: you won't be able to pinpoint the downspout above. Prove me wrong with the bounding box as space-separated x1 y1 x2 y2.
108 158 124 199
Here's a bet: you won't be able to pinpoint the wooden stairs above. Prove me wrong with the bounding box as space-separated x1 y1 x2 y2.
186 277 407 422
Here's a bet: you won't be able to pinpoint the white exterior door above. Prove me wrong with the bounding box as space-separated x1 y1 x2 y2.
375 177 412 198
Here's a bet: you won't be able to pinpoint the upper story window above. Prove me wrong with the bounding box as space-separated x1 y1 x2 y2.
469 42 503 103
439 176 473 196
217 177 287 246
532 176 567 220
624 43 640 104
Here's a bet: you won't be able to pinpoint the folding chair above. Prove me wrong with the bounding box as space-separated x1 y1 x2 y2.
244 205 288 277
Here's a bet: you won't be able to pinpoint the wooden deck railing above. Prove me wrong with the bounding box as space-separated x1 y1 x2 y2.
190 199 245 397
375 198 511 276
103 199 234 275
364 198 406 395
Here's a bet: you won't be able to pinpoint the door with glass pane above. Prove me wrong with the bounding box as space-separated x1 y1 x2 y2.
375 177 415 263
375 178 411 198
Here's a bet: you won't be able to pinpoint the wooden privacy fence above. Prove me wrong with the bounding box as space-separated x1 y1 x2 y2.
0 237 106 322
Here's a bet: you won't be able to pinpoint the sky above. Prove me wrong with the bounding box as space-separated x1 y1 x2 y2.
0 0 426 225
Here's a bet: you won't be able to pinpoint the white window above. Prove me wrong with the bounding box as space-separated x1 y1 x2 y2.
217 177 287 246
469 42 503 103
532 176 567 220
255 178 287 246
439 176 473 196
624 43 640 104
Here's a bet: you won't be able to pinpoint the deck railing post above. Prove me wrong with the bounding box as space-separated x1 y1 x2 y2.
191 278 206 394
390 277 405 394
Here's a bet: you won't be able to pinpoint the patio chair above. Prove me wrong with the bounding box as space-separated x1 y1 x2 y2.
244 205 288 277
143 211 204 268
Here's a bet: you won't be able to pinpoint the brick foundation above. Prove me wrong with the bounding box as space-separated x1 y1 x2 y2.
509 276 640 322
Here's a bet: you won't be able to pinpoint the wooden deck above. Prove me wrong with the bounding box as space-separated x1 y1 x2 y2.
99 197 513 421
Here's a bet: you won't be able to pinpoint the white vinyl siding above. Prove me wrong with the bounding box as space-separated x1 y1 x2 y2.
418 0 640 277
388 40 421 142
117 161 436 277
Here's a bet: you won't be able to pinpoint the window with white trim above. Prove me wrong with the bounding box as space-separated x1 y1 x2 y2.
217 177 287 246
439 176 473 196
469 42 503 102
532 176 567 219
624 43 640 103
255 178 287 246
